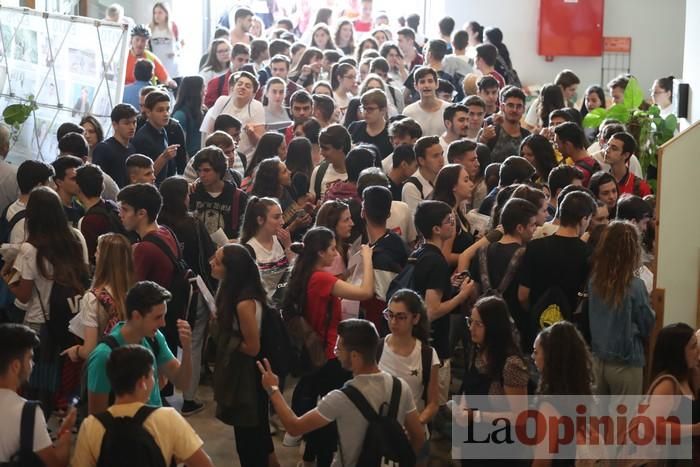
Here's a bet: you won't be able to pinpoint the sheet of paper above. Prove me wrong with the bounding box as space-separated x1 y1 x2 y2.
210 228 229 247
195 275 217 317
466 210 491 237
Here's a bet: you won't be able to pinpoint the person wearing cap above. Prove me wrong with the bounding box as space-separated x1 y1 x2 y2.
125 25 177 89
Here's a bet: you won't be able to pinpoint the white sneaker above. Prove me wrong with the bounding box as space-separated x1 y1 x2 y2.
283 433 302 447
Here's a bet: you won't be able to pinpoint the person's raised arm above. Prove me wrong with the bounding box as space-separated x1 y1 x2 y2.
37 408 75 467
424 278 475 322
161 319 192 392
331 245 374 301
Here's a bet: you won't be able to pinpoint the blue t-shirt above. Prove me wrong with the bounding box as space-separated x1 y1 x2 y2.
86 322 175 406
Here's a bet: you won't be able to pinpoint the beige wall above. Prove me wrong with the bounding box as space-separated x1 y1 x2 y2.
654 122 700 327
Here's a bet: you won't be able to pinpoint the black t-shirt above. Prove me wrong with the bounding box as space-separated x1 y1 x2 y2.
347 121 394 159
412 243 453 359
189 181 248 239
371 231 408 273
518 235 591 314
388 177 403 202
132 122 176 184
470 242 534 350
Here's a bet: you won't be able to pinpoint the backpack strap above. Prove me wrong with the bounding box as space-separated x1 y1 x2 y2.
7 210 26 234
131 405 160 425
102 334 120 350
143 229 182 267
314 160 330 201
19 400 39 455
405 176 424 199
387 376 402 420
230 188 242 237
217 73 227 98
496 247 526 296
477 246 492 293
420 344 433 404
341 383 379 422
94 409 115 431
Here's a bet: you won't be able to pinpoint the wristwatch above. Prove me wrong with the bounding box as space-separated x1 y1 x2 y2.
266 385 280 397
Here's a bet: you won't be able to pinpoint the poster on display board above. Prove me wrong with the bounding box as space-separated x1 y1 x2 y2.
0 6 129 163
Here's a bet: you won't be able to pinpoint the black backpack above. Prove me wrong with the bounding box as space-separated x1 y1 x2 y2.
376 340 433 405
259 304 293 377
36 282 83 349
79 334 161 424
143 229 197 328
477 245 526 299
85 201 128 237
94 405 170 467
403 176 424 200
340 376 416 467
531 285 573 330
1 401 44 467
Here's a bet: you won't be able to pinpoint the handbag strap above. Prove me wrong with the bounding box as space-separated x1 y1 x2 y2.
34 284 48 323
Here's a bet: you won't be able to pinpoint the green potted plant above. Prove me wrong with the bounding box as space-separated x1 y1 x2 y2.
1 94 39 145
582 77 677 190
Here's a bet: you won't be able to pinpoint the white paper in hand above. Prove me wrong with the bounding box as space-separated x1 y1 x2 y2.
195 275 217 317
210 228 229 247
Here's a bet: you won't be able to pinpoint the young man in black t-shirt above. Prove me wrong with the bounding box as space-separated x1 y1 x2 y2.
189 147 248 240
517 191 597 322
470 198 538 350
412 200 475 403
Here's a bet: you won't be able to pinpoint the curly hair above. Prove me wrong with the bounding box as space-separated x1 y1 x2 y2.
590 221 642 308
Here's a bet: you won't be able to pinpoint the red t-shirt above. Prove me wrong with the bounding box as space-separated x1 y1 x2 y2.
204 70 232 108
305 271 340 360
80 209 112 264
353 19 372 33
617 171 652 197
133 226 178 288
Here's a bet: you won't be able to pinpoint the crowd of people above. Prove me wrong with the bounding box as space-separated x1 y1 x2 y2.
0 1 697 466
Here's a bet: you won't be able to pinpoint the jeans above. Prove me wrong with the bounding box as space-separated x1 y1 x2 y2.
184 295 209 401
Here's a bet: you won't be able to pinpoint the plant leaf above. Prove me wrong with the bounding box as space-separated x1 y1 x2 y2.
664 114 677 132
623 77 644 110
606 104 630 123
2 104 32 125
648 105 660 117
583 112 603 129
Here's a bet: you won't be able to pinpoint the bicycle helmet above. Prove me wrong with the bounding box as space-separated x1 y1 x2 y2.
131 24 151 39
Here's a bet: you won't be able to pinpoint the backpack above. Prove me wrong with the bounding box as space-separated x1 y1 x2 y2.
78 334 160 424
94 405 169 467
0 209 26 311
376 339 433 405
0 207 25 243
313 160 330 201
477 246 526 298
385 256 417 303
259 304 293 377
282 297 333 376
531 285 573 330
339 376 417 467
574 158 601 180
85 201 128 237
143 228 197 326
36 282 82 349
0 401 44 467
403 176 424 200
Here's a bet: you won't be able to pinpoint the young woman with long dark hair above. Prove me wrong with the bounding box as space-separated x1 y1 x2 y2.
289 47 323 90
519 134 558 184
588 221 655 396
282 227 374 467
173 75 206 157
200 38 231 81
531 321 594 467
158 176 216 414
330 62 358 115
240 197 293 310
334 19 355 56
314 200 353 277
79 115 104 160
379 289 439 466
243 132 287 188
7 187 89 412
210 244 279 467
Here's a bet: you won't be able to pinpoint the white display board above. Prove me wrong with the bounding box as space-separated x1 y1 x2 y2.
0 5 129 163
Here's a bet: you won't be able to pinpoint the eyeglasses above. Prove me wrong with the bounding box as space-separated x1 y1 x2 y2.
465 317 484 328
382 309 410 321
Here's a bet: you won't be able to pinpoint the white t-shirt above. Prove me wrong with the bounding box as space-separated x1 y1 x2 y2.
388 201 417 246
524 97 540 128
13 230 89 324
5 199 26 244
245 237 290 308
378 336 439 412
309 163 348 199
401 169 434 213
200 95 265 156
0 389 52 461
403 100 450 137
316 372 417 467
68 286 115 339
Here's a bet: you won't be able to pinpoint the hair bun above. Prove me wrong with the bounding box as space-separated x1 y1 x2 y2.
289 242 305 255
